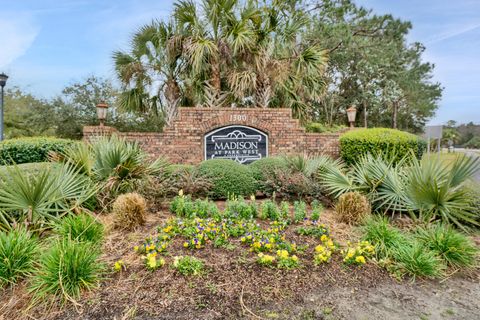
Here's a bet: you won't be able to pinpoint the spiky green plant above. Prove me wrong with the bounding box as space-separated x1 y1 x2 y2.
415 224 478 268
0 228 38 286
30 239 104 302
54 213 104 245
58 136 168 197
0 164 96 231
392 241 446 279
362 216 408 259
404 155 480 229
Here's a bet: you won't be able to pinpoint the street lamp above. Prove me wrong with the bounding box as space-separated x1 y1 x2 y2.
346 105 357 129
96 102 109 126
0 73 8 141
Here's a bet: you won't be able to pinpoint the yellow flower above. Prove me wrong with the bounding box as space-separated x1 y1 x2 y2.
315 245 326 253
320 235 328 242
327 240 334 249
276 250 289 259
114 260 124 271
292 255 298 262
183 242 189 248
133 246 139 252
147 256 157 269
355 256 366 264
250 194 256 201
179 189 184 196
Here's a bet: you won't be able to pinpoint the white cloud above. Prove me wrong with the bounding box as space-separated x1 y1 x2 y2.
0 13 39 68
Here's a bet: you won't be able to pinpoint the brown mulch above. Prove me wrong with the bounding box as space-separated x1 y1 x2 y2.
0 203 478 320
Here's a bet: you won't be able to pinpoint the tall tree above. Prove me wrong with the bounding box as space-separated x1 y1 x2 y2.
114 0 328 120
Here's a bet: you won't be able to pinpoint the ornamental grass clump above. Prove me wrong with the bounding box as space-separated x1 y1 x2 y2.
335 191 371 225
392 241 445 279
362 216 408 259
112 192 147 230
415 224 478 268
30 239 104 301
54 213 104 244
0 228 38 286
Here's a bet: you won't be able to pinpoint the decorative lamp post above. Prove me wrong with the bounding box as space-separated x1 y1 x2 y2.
96 102 108 126
0 73 8 141
346 105 357 129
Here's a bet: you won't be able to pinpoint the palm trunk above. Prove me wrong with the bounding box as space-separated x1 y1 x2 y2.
392 101 398 129
211 57 221 95
363 101 368 128
165 79 181 125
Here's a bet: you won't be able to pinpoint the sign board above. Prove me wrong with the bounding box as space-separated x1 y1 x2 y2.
424 125 443 139
204 125 268 164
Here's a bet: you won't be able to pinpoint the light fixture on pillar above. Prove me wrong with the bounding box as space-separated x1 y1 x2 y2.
96 102 109 126
0 73 8 141
346 105 357 129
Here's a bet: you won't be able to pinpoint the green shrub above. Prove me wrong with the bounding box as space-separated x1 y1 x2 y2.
392 241 445 279
339 128 426 165
260 200 280 221
55 213 104 245
169 194 219 219
335 192 371 225
30 239 104 301
173 255 204 276
362 217 408 259
0 228 38 286
293 200 307 223
310 200 323 221
415 224 478 268
0 137 74 165
305 123 346 133
249 157 288 186
224 196 257 219
464 136 480 149
197 159 257 199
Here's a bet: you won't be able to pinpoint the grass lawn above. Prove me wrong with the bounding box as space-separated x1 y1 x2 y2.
0 162 56 175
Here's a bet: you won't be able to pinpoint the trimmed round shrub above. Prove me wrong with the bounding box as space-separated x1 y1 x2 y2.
335 191 371 225
112 192 147 230
0 137 75 165
339 128 426 165
249 157 288 183
197 159 257 199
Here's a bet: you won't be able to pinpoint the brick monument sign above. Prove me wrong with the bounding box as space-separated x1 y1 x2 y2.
83 107 343 164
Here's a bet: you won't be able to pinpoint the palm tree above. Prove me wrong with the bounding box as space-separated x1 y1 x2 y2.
113 20 185 124
114 0 328 119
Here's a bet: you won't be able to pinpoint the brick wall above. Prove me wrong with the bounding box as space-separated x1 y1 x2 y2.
83 107 343 164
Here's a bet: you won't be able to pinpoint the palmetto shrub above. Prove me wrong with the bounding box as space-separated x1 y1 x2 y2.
58 136 168 198
0 164 96 231
0 228 38 286
335 192 371 225
30 238 104 301
112 192 147 230
54 213 104 245
415 224 478 268
318 154 480 229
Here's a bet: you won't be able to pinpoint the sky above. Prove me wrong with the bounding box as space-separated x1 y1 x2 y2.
0 0 479 125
